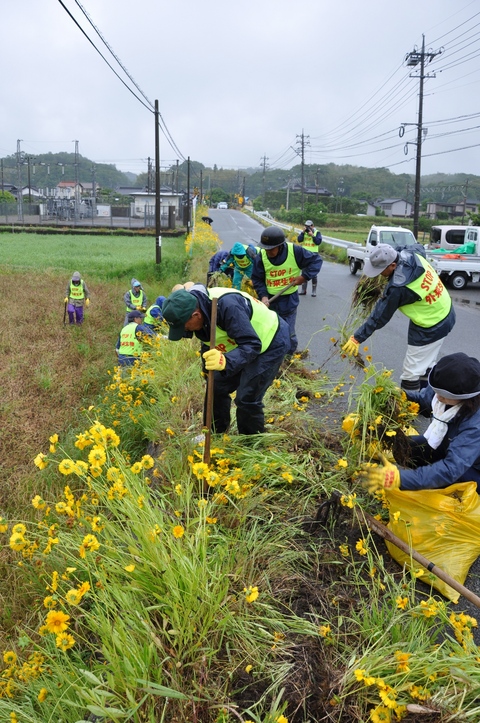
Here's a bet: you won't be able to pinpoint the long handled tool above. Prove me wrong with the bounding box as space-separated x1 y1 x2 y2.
203 297 218 466
267 279 299 305
357 507 480 609
63 300 68 327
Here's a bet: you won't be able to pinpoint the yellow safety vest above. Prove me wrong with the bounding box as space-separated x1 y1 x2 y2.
399 254 452 327
118 323 143 357
69 281 85 300
144 304 161 326
206 288 279 353
126 289 145 312
261 243 302 296
301 228 319 252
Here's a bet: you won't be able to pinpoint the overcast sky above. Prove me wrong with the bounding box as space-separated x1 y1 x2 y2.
1 0 480 181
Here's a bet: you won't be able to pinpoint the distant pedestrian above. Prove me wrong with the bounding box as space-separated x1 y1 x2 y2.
64 271 90 325
297 220 322 296
123 278 147 325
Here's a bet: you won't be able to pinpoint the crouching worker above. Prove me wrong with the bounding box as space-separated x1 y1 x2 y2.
362 352 480 493
115 311 151 367
143 295 166 334
64 271 90 325
162 286 290 434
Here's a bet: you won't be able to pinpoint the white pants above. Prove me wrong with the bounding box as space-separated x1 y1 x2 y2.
401 338 446 381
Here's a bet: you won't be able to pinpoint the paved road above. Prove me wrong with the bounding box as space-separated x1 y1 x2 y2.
208 208 480 384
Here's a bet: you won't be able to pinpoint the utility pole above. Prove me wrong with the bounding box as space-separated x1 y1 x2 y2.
295 130 309 213
242 176 246 207
175 159 179 195
1 159 4 193
187 156 191 235
462 179 469 224
73 140 79 220
155 100 161 264
200 169 203 203
402 35 442 238
260 154 269 206
315 167 319 203
16 139 24 222
91 164 97 224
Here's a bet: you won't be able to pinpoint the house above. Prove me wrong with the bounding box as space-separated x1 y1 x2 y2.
129 190 183 227
376 198 412 218
55 181 83 200
426 199 480 220
288 183 333 197
358 200 377 216
81 182 100 196
20 186 45 198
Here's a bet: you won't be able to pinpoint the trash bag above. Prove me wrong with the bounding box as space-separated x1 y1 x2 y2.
385 482 480 602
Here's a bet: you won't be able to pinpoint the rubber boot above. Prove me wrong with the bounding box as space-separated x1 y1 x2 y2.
400 379 421 392
311 281 317 297
298 282 307 296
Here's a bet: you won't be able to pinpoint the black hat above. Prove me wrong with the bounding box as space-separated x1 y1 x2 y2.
428 352 480 400
127 310 145 323
258 226 285 249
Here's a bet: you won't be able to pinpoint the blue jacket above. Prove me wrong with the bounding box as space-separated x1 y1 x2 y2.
251 242 322 316
208 250 230 273
400 385 480 490
354 250 455 346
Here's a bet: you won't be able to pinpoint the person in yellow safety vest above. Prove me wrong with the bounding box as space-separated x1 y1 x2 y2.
123 278 148 325
297 220 323 296
143 296 166 334
342 244 456 391
219 242 258 289
64 271 90 325
115 311 150 367
251 226 322 356
162 285 290 434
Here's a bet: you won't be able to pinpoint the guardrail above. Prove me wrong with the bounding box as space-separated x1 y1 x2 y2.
252 210 361 251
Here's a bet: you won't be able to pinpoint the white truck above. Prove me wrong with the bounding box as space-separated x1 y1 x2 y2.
427 226 480 290
347 225 419 275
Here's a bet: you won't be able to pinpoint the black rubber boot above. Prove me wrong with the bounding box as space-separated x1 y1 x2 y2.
311 282 317 297
298 282 307 296
400 379 421 392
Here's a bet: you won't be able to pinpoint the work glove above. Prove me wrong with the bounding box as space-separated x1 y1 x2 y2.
202 348 227 371
361 454 400 494
64 297 69 304
342 336 360 357
85 298 90 307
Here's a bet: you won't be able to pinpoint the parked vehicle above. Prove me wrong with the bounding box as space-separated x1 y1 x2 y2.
428 227 480 290
347 225 418 274
217 202 228 209
429 225 472 250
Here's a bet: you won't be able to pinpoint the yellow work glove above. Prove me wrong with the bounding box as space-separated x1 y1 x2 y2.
342 336 360 357
202 348 227 371
361 454 400 494
85 298 90 307
64 297 69 303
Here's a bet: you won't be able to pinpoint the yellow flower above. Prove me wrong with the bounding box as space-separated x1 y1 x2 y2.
65 589 82 605
245 664 253 673
336 458 348 469
175 484 182 495
395 596 408 610
0 518 8 534
58 459 76 475
9 532 26 551
339 543 349 557
130 462 143 474
385 430 397 437
244 585 259 603
166 427 175 436
355 539 368 556
34 452 48 470
206 516 217 524
43 595 57 609
370 706 391 723
172 525 185 539
3 651 17 665
38 687 48 702
55 632 75 651
192 461 210 478
44 610 70 634
354 669 366 682
395 650 411 673
276 716 289 723
319 624 331 638
124 564 136 572
141 454 154 469
379 686 398 709
12 523 26 535
281 471 294 483
32 495 46 510
340 493 356 508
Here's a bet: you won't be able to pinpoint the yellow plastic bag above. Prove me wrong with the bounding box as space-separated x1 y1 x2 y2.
385 482 480 602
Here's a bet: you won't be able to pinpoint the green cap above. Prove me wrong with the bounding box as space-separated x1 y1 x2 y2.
162 290 198 340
